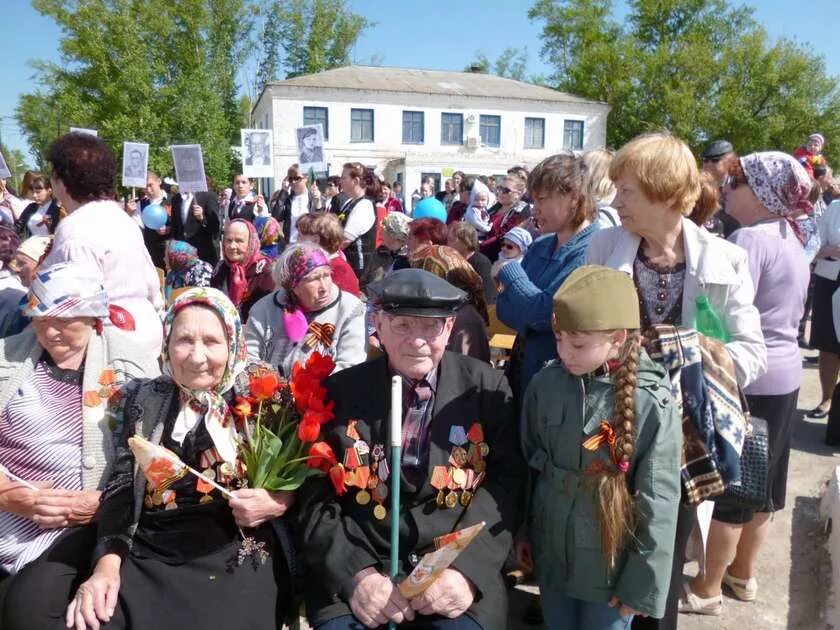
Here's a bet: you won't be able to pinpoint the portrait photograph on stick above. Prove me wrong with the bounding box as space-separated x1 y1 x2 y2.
240 128 273 178
171 144 208 193
122 141 149 188
295 124 326 173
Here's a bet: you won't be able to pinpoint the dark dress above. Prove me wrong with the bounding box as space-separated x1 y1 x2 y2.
3 378 291 630
95 379 290 629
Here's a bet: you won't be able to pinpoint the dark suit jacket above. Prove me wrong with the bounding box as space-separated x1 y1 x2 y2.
227 198 257 223
140 196 170 270
16 199 61 238
292 352 526 630
171 192 221 265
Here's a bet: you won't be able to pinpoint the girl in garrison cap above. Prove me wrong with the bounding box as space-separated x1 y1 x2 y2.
518 265 682 629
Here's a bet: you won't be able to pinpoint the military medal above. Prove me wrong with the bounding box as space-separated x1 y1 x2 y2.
356 489 371 505
444 491 458 508
467 423 484 444
450 447 468 468
460 490 473 507
372 481 388 503
452 468 467 488
373 504 387 520
449 425 469 446
431 465 449 508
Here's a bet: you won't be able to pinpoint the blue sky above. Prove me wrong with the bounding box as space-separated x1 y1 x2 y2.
3 0 839 159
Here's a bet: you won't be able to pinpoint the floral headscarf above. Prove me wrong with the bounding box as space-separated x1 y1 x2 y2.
740 151 813 218
224 218 267 307
162 287 247 463
275 242 331 344
254 216 282 260
164 240 212 301
0 222 21 265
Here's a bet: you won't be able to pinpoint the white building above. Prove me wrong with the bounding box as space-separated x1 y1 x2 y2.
251 65 609 196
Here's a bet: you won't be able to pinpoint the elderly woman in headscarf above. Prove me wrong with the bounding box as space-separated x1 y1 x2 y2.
681 152 811 616
164 240 213 304
211 218 275 323
40 288 293 630
0 263 158 624
409 244 491 363
246 241 366 376
254 215 284 261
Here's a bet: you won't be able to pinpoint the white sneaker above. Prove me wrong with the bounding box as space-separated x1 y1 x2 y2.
723 570 758 601
678 582 723 616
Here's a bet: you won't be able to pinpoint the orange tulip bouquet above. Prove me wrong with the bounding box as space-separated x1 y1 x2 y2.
233 352 336 492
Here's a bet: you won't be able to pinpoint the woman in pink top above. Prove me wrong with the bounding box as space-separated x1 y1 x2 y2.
41 133 164 361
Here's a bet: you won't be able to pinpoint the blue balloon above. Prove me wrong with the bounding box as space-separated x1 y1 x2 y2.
412 197 447 223
142 203 168 230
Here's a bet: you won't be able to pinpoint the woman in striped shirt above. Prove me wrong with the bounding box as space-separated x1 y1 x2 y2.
0 263 159 619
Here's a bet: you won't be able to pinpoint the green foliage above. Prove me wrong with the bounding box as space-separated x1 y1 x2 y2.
466 48 531 82
16 0 255 187
256 0 370 91
0 144 32 191
530 0 840 165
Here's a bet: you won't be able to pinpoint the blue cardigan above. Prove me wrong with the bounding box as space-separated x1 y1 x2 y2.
496 224 597 391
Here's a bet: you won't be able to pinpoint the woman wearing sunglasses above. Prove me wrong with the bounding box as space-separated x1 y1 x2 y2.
479 172 531 260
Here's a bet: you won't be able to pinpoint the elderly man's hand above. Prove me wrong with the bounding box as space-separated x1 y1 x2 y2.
349 567 414 628
410 568 475 618
32 489 102 529
229 488 294 528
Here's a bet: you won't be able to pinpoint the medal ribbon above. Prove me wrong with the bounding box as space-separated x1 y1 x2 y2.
304 322 336 348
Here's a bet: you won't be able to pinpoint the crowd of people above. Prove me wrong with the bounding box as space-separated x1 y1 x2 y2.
0 126 832 630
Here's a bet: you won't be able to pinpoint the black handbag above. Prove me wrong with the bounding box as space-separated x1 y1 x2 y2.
715 413 770 511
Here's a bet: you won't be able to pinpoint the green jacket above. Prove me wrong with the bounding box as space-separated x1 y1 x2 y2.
521 351 682 618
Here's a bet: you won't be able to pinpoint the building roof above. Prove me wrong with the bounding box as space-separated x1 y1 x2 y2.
265 65 605 106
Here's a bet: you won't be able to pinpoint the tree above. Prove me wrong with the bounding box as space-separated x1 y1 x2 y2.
16 0 256 187
256 0 370 90
0 143 31 192
530 0 840 165
465 48 530 82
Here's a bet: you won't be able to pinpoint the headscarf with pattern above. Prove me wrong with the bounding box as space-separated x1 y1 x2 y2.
164 240 212 301
409 244 489 325
0 222 21 265
254 215 282 260
162 287 247 463
224 218 268 307
275 242 331 344
740 151 813 218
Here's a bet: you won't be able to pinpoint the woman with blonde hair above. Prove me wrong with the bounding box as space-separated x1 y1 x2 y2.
583 148 620 228
586 131 765 630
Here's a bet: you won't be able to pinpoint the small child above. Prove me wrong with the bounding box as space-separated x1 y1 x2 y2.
498 226 533 264
518 265 682 629
465 181 493 235
793 133 828 178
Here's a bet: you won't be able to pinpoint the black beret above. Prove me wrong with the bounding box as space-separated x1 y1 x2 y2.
701 140 734 160
367 269 466 317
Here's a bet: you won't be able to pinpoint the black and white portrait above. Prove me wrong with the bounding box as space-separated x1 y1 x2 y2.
0 151 10 179
171 144 208 193
296 124 326 173
241 129 274 178
122 142 149 188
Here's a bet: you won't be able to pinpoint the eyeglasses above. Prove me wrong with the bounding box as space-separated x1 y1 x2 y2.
722 174 748 191
703 156 723 164
289 176 304 182
498 186 518 195
384 314 446 339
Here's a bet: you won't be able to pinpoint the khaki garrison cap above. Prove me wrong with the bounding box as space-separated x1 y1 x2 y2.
552 265 641 332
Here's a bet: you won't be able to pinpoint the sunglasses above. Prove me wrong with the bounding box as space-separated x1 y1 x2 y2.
703 156 723 164
498 186 518 194
289 176 304 182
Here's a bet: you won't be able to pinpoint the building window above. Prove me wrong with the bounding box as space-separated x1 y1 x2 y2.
563 120 585 151
524 117 545 149
479 115 501 148
303 106 328 140
350 108 374 142
402 111 424 144
441 113 463 145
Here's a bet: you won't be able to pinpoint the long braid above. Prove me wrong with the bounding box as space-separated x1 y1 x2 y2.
595 329 641 569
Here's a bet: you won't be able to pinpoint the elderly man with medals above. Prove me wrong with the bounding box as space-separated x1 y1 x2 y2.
293 268 526 630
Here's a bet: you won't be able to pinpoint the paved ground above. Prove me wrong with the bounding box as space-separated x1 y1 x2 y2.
508 347 838 629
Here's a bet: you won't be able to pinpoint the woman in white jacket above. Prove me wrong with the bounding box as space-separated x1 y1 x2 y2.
586 132 765 630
